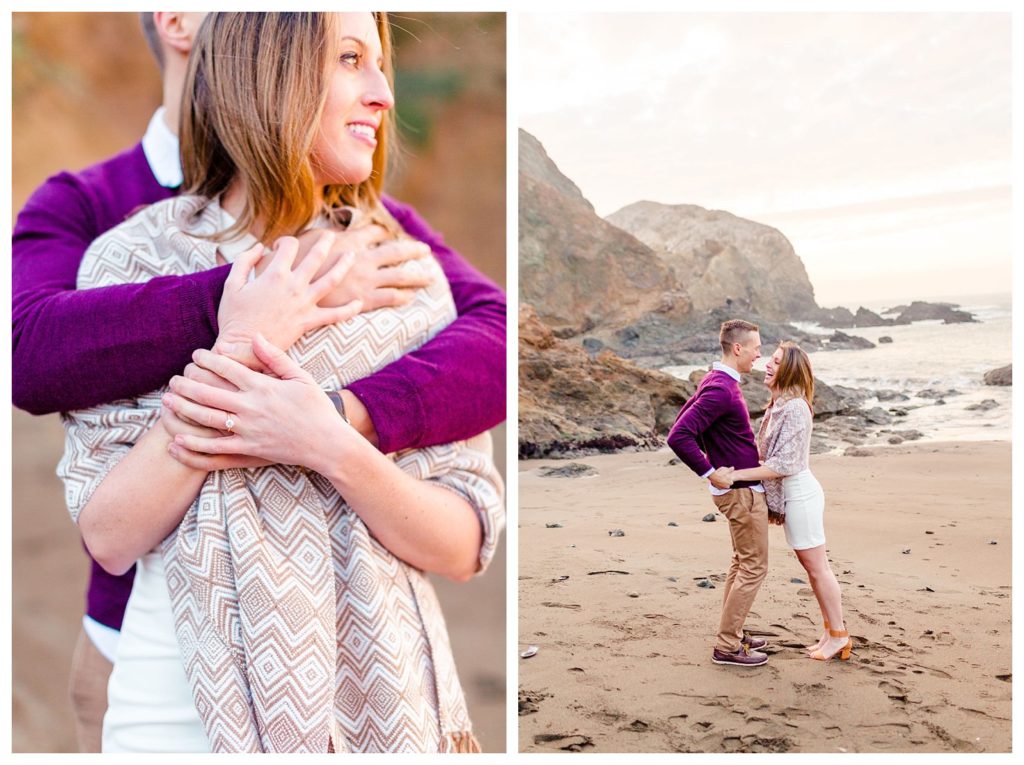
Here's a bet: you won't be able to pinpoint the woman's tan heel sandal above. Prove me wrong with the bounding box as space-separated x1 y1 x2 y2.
810 625 852 661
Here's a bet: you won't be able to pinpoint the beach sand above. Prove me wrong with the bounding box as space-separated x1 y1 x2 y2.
518 441 1011 753
12 408 506 753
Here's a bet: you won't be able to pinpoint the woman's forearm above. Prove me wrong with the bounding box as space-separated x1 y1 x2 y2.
315 434 482 582
731 465 784 482
78 424 207 576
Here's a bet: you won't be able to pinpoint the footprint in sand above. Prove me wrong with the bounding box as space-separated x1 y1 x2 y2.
518 689 551 716
878 679 909 704
533 733 595 752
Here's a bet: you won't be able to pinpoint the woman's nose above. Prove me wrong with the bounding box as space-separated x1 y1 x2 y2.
363 68 394 111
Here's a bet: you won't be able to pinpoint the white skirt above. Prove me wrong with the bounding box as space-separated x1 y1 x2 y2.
102 551 210 753
782 469 826 550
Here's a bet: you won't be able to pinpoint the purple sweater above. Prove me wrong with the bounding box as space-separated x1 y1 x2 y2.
12 142 506 630
666 370 761 488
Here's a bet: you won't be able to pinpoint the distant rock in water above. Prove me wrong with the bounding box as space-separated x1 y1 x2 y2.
983 365 1011 386
815 305 892 328
606 200 819 322
518 304 694 459
824 331 875 350
882 301 976 324
966 399 1000 412
879 336 893 344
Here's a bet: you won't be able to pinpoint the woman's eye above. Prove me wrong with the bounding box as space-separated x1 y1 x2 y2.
340 52 361 67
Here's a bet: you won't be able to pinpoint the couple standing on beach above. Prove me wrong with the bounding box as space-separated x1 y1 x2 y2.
668 319 852 667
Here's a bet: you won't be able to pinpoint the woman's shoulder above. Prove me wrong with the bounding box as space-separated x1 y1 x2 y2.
87 195 216 250
776 396 814 422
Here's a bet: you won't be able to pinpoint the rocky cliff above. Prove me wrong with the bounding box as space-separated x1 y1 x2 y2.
606 200 819 322
519 130 679 335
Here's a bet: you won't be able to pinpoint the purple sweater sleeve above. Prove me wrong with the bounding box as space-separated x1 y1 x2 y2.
12 172 229 414
13 172 506 454
350 197 507 453
666 384 726 477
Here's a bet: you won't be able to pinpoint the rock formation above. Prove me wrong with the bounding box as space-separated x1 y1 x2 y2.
606 200 819 322
519 305 693 458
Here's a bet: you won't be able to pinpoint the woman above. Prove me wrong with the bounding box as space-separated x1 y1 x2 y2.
57 12 503 753
721 342 851 662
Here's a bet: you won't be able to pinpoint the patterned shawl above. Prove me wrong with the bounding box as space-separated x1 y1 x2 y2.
754 396 813 522
58 195 504 752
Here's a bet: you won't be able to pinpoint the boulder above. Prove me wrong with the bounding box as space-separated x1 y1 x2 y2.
983 365 1011 386
518 305 695 459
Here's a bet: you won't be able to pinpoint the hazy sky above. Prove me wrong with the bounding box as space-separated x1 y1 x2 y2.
520 13 1011 306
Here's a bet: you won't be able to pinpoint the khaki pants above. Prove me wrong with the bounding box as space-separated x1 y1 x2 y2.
68 627 113 753
713 488 769 652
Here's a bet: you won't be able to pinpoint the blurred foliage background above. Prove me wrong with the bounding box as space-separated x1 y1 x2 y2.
11 11 506 753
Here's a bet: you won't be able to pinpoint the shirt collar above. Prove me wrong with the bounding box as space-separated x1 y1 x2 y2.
712 361 742 382
141 107 183 189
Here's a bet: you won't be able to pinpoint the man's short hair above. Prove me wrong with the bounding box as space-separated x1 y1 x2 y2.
140 13 164 71
719 319 759 353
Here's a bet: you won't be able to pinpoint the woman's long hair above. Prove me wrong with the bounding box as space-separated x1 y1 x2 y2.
180 12 398 242
770 341 815 408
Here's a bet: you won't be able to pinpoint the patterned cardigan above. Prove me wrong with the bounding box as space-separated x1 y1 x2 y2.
754 396 813 520
57 195 504 753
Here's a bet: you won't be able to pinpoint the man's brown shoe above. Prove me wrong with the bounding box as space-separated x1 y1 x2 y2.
712 646 768 667
742 635 769 651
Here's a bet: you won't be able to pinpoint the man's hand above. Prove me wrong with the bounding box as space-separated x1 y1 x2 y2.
215 232 361 370
709 467 735 490
293 226 434 312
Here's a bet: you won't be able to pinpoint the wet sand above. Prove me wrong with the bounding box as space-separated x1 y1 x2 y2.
12 408 506 752
518 441 1011 753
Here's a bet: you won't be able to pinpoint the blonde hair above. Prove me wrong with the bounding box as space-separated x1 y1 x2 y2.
771 341 815 407
180 12 399 243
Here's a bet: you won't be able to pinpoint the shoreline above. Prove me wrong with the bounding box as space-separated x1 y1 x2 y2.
518 440 1011 753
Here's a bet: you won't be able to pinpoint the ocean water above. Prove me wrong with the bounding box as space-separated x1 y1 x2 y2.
664 293 1011 444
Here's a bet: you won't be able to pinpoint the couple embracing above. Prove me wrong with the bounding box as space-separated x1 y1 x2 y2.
668 320 851 667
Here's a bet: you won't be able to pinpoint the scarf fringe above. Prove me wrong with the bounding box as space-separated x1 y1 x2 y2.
440 731 482 753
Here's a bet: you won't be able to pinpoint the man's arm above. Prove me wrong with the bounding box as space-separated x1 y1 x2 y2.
12 173 227 414
666 385 726 477
348 198 507 454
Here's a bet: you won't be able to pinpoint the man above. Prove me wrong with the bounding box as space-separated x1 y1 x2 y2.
667 319 770 667
12 12 506 750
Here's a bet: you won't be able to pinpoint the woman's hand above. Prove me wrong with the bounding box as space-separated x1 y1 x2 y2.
160 401 272 472
215 231 362 370
164 334 353 473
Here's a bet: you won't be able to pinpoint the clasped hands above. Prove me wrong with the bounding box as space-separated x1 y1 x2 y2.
708 466 737 489
160 225 432 472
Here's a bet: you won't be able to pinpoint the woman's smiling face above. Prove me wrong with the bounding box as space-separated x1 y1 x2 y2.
764 346 784 388
311 12 394 187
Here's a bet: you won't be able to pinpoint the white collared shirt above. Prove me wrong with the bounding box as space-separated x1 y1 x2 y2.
141 107 183 188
